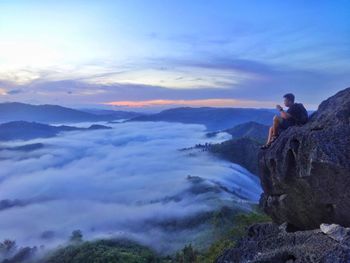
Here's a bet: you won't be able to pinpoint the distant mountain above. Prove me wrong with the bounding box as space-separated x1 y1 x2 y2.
208 121 269 143
0 143 45 152
0 121 111 141
79 108 143 119
0 102 140 123
225 121 269 142
208 138 261 175
192 121 270 174
129 107 275 131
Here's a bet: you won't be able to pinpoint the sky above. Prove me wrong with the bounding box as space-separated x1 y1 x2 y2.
0 0 349 110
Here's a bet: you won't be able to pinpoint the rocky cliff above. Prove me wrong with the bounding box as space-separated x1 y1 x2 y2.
259 87 350 229
216 88 350 263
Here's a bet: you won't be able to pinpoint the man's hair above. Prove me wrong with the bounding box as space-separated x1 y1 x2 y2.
283 93 295 103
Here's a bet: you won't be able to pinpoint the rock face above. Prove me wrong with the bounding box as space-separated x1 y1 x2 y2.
216 222 350 263
259 87 350 229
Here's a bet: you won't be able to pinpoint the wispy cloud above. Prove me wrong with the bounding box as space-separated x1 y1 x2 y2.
0 55 345 110
0 88 7 96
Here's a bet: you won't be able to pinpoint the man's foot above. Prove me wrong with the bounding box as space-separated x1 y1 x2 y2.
260 144 270 149
270 135 279 143
260 135 279 150
270 135 278 144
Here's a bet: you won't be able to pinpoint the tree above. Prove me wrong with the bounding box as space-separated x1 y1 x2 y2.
173 244 197 263
69 230 83 243
0 239 17 256
182 244 197 263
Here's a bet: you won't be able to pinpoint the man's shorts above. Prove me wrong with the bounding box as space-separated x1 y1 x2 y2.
278 118 295 130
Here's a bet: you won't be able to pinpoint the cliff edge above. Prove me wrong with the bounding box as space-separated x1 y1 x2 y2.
216 88 350 263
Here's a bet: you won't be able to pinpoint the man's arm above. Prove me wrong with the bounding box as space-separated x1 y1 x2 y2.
276 105 291 119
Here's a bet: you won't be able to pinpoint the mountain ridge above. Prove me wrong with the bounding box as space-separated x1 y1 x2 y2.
0 121 111 141
202 121 269 174
0 102 141 123
129 106 275 131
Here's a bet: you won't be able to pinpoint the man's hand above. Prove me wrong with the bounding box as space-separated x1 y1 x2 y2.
276 105 283 111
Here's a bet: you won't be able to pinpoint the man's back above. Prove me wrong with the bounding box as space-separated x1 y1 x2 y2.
287 103 308 125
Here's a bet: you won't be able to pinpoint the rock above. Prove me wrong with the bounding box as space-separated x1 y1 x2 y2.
216 222 350 263
320 224 350 242
259 87 350 229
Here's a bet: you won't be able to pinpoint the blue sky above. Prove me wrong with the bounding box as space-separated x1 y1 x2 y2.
0 0 349 110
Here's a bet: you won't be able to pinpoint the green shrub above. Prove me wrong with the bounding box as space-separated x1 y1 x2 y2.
183 209 271 263
42 239 164 263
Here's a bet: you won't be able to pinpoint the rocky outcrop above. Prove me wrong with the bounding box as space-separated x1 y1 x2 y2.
216 222 350 263
259 87 350 229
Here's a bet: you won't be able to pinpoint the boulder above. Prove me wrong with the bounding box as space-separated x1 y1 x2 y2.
259 87 350 229
320 223 350 243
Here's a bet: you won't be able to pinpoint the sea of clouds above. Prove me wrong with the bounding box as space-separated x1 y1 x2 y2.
0 121 261 252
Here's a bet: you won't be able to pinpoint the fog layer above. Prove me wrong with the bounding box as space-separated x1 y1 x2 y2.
0 121 261 252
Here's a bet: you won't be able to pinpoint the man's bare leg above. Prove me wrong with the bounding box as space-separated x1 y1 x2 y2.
263 116 282 148
272 115 281 138
266 127 273 144
266 116 280 144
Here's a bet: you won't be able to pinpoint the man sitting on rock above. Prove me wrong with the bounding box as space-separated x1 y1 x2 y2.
261 93 308 149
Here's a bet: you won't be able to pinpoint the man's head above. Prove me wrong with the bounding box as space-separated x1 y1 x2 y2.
283 93 295 107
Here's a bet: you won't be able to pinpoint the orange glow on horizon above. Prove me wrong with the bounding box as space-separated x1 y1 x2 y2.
103 98 277 108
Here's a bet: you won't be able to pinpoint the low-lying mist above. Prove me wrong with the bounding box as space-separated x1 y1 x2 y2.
0 121 261 253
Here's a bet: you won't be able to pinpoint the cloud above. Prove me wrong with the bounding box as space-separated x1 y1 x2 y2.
0 88 7 96
0 51 347 110
0 121 261 252
7 89 23 95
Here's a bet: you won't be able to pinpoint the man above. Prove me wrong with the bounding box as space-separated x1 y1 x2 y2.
261 93 308 149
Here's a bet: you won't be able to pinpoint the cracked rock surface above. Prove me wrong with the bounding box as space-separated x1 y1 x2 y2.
216 222 350 263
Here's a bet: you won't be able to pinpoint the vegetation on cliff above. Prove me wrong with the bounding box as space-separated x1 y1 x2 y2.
0 209 270 263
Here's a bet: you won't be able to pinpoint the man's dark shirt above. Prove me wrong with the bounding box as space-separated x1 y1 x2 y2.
286 103 299 125
281 103 308 130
